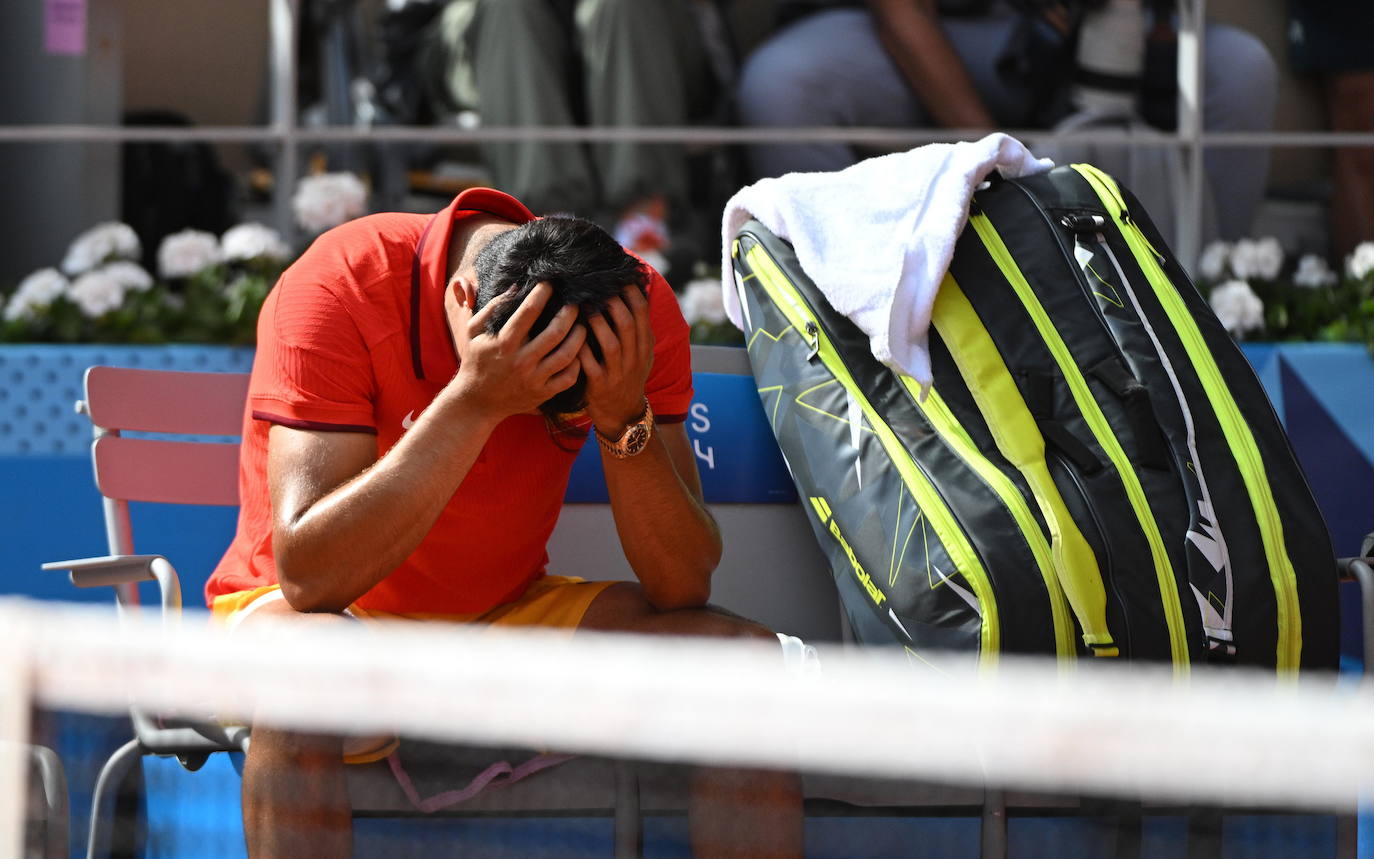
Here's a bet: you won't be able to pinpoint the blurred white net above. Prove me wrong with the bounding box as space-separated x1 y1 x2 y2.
3 597 1368 858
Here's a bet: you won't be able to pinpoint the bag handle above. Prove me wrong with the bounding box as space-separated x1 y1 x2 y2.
1018 370 1104 476
1088 357 1171 472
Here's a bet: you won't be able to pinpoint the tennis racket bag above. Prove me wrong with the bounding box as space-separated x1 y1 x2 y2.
730 163 1338 673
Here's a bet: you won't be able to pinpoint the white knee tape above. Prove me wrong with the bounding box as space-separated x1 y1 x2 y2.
776 633 821 676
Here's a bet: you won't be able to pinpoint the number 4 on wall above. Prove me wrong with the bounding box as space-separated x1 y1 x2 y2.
689 402 715 470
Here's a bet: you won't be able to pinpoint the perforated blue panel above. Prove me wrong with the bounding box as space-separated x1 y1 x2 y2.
0 345 253 454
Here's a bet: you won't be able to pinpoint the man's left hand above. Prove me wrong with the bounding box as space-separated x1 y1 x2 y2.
580 285 654 438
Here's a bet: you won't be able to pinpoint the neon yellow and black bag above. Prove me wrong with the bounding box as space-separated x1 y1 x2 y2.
730 164 1338 674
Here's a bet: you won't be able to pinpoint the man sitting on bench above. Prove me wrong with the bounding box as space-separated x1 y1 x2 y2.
205 187 803 857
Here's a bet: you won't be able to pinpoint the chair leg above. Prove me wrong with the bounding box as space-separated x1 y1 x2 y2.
981 789 1007 859
1347 559 1374 672
85 739 143 859
1186 807 1222 859
1112 801 1143 859
612 759 643 859
29 745 69 859
1336 810 1358 859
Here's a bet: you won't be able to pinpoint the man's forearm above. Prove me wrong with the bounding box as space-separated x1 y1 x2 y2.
867 0 995 129
272 381 501 612
601 434 721 611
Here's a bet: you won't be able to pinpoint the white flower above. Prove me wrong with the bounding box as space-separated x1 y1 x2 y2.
61 222 141 275
1293 254 1337 289
158 229 222 279
292 172 368 234
1228 237 1283 280
1253 237 1284 279
68 269 127 318
4 268 69 322
1346 241 1374 280
17 268 71 305
98 261 154 293
1197 240 1231 281
221 223 291 263
4 294 42 323
1208 279 1265 336
677 278 727 326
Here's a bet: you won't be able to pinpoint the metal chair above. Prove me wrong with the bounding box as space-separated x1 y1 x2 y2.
5 742 69 859
43 367 256 858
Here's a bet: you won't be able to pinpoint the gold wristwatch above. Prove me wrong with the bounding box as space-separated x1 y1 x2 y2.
595 399 654 459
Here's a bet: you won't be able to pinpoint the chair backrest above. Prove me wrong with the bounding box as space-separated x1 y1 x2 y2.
83 366 249 507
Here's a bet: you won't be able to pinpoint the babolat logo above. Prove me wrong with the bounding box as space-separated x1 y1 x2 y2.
809 496 887 608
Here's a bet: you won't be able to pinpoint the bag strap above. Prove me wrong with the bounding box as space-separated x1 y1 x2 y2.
1088 357 1171 472
1019 370 1105 476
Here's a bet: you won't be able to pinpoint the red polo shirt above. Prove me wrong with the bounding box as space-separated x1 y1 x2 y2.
206 188 694 614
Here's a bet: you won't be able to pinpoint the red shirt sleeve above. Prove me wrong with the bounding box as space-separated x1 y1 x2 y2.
642 267 693 424
249 274 378 433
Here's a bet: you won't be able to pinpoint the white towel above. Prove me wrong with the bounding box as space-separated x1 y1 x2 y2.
721 133 1053 389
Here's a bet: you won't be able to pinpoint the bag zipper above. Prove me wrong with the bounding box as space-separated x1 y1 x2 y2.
1057 202 1235 656
1047 448 1132 653
969 212 1192 673
1091 230 1236 656
1072 163 1301 673
1008 184 1138 378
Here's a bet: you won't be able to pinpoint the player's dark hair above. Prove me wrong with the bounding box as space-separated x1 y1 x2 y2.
473 216 650 422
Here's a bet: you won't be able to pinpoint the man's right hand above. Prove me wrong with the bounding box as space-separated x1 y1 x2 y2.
271 281 584 613
452 281 587 420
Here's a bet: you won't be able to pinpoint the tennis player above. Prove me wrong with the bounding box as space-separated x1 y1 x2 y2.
205 188 803 857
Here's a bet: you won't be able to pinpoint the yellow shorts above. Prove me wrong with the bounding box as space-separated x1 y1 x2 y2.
210 574 616 629
209 575 618 762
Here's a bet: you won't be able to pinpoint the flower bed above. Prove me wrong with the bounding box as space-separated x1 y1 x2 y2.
0 172 367 346
1198 237 1374 351
7 165 1371 355
2 222 286 345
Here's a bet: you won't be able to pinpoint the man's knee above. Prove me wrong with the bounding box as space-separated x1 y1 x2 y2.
1204 24 1278 130
230 597 355 758
687 607 777 642
739 10 877 128
248 725 344 763
581 581 776 641
738 33 834 128
230 591 350 631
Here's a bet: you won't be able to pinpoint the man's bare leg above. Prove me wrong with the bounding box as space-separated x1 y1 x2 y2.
579 582 805 859
237 598 351 857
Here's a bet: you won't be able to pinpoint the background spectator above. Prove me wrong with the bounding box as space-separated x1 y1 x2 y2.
1288 1 1374 262
418 0 730 270
737 0 1278 242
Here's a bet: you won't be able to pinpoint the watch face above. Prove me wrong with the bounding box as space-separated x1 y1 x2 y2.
623 423 650 456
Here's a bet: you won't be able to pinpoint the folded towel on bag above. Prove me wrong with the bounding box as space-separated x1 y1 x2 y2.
721 133 1053 389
